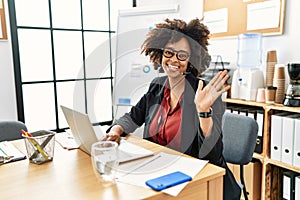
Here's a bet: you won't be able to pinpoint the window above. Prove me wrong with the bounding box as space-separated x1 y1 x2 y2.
8 0 133 131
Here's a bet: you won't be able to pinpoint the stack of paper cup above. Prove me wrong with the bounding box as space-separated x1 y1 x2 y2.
273 64 286 104
266 50 277 86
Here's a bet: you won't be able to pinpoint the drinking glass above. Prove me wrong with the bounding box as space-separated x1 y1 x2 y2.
91 141 119 185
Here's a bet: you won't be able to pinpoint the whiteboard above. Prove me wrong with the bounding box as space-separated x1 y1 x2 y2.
114 5 180 121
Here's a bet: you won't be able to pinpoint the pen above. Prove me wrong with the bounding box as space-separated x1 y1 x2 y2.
121 154 162 176
0 146 8 156
21 129 32 137
21 129 49 160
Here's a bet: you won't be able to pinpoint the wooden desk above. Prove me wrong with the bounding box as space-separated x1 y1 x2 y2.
0 135 225 200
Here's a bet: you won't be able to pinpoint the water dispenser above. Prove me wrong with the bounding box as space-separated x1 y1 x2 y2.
231 33 265 101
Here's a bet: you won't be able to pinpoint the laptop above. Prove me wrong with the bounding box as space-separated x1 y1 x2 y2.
60 105 154 163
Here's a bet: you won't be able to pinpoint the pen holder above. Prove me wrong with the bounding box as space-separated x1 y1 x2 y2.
23 130 56 164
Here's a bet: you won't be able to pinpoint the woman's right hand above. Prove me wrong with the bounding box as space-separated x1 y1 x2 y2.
101 125 123 144
194 70 230 112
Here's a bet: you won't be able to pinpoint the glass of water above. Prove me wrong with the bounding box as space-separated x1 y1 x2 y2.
91 141 119 185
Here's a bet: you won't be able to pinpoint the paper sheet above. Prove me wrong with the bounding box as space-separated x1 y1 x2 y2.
0 141 26 163
203 8 228 34
116 152 208 196
55 131 80 150
247 0 281 30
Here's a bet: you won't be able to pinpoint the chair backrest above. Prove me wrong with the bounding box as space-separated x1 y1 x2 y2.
0 121 28 142
222 112 258 165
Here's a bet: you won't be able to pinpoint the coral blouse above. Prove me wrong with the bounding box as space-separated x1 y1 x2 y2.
149 85 183 151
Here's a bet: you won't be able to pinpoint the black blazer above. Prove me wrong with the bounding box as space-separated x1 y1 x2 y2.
116 74 224 164
113 74 241 199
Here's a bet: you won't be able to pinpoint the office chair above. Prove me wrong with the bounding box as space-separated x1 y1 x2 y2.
222 112 258 200
0 121 28 141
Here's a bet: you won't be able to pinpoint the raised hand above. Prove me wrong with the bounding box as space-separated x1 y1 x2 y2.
194 70 230 112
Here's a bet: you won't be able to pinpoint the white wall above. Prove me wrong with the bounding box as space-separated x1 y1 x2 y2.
0 0 17 120
1 0 300 120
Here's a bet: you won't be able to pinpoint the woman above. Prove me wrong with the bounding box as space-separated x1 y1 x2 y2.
103 18 241 199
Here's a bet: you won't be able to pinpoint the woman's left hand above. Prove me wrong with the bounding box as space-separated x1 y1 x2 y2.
194 70 231 112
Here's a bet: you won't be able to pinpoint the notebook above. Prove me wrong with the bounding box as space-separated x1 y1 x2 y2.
0 141 26 164
60 105 154 163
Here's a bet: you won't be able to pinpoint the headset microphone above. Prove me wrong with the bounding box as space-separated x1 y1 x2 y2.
181 72 191 75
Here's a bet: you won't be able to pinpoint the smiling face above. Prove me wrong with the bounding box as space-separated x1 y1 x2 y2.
162 37 191 78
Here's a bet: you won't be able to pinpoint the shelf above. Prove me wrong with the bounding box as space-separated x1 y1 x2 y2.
253 152 264 162
224 97 300 200
265 158 300 173
224 98 265 108
268 104 300 113
254 152 300 173
224 98 300 113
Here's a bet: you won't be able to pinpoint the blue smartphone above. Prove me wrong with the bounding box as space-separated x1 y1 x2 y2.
145 171 192 191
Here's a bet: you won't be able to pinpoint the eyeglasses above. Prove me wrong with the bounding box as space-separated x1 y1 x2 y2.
162 48 190 61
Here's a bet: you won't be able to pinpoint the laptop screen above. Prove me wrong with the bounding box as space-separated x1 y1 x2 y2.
60 105 154 163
